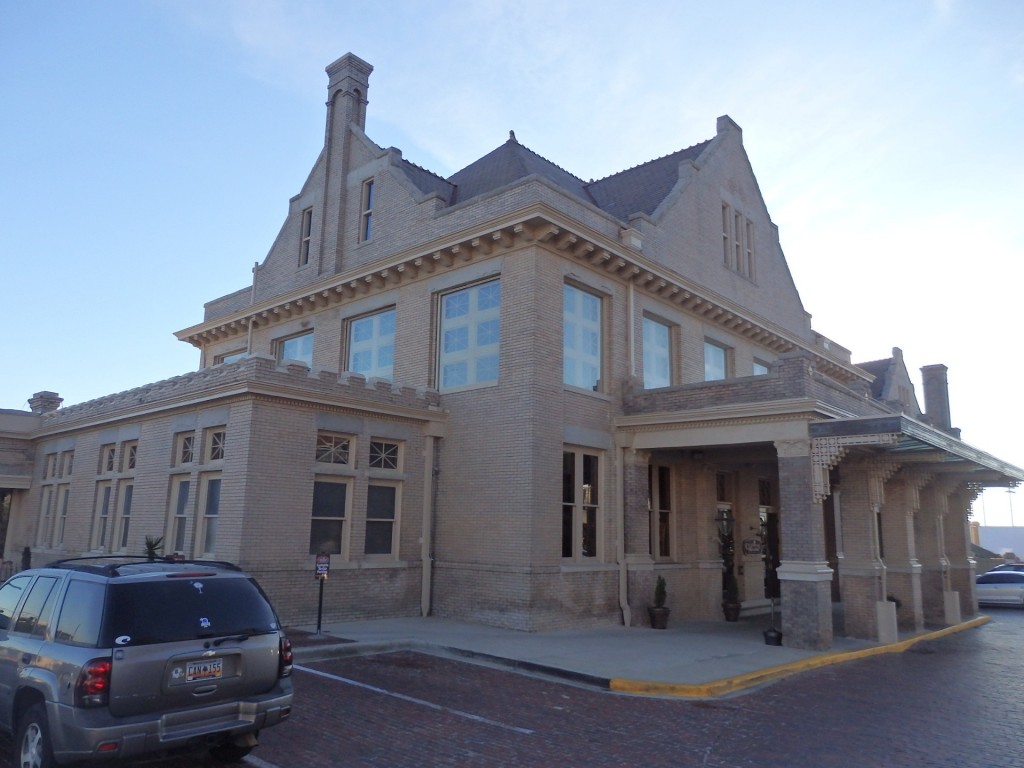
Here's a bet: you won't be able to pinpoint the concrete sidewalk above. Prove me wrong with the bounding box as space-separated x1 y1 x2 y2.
287 614 990 698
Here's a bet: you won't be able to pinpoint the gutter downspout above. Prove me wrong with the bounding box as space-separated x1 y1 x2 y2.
421 434 438 616
617 440 631 626
618 284 636 627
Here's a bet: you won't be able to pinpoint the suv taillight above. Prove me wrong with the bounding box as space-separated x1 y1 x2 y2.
279 635 293 678
76 658 112 707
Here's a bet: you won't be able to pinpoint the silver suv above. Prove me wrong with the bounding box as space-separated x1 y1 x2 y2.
0 557 293 767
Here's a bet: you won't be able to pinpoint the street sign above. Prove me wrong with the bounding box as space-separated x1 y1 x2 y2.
315 552 330 580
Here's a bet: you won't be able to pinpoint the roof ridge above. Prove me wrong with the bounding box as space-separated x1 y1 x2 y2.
586 139 712 185
506 137 588 184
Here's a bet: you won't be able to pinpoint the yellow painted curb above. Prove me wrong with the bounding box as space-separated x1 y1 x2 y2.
609 615 990 698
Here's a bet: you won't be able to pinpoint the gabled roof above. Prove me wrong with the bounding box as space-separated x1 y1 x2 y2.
585 141 712 220
446 134 589 206
856 356 892 400
443 132 715 221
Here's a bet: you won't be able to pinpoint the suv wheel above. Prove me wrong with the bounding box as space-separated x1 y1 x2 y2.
17 704 55 768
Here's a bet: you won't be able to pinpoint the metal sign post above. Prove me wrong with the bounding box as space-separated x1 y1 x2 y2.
314 553 330 635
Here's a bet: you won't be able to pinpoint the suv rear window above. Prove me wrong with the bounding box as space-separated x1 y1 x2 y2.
102 576 279 646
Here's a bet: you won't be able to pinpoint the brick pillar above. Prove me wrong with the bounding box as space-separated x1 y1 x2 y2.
775 439 833 650
881 472 928 633
621 448 654 626
916 482 950 625
946 485 978 619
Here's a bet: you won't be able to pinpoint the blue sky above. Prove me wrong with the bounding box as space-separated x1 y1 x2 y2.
2 1 1022 522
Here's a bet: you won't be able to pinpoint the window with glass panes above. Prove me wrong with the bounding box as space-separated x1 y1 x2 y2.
439 280 501 390
364 484 397 556
310 480 348 555
562 450 599 559
642 317 671 389
649 464 672 559
563 285 601 390
315 432 352 465
349 309 395 381
704 340 729 381
277 332 313 367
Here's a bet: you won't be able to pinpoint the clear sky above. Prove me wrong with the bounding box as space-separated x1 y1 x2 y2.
2 1 1022 523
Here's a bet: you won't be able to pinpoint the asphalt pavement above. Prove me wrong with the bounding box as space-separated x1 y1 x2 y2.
287 612 989 698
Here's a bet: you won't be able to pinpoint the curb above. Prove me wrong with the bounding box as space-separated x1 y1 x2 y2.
609 616 990 698
289 616 990 699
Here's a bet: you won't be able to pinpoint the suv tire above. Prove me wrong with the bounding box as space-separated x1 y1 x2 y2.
17 704 55 768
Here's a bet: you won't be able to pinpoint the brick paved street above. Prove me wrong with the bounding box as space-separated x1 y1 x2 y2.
0 611 1021 767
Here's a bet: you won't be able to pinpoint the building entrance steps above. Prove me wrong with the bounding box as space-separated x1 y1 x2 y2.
288 614 989 698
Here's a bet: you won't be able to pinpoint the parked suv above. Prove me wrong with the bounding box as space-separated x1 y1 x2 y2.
0 557 293 766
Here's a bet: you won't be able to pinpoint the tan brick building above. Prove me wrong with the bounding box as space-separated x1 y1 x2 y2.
3 53 1021 649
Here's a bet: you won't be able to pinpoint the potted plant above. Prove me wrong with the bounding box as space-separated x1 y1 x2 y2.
722 569 741 622
144 535 164 561
648 575 670 629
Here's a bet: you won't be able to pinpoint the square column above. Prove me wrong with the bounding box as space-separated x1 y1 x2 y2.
881 472 929 632
775 439 833 650
916 482 953 625
945 486 978 619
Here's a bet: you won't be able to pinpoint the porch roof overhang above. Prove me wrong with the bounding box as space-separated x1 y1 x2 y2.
809 414 1024 489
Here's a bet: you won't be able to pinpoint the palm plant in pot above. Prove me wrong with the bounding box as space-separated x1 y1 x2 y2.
648 575 670 629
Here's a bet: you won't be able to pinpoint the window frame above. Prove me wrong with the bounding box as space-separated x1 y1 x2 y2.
204 428 226 464
315 432 354 466
359 178 374 242
563 283 603 392
437 279 501 392
561 448 601 562
196 473 222 558
649 464 673 561
114 480 134 552
363 481 400 558
166 475 192 555
703 339 731 381
299 206 313 266
276 331 314 368
642 315 673 389
175 432 195 466
92 481 113 551
348 307 396 381
310 478 351 557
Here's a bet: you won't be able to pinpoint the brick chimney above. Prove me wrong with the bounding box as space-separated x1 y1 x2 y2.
28 391 62 414
920 364 959 437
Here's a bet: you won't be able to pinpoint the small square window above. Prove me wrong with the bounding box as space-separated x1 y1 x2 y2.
315 433 351 465
99 445 115 474
206 429 226 463
369 440 400 470
176 433 195 466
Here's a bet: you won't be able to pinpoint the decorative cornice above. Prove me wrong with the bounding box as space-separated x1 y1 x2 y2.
177 204 866 385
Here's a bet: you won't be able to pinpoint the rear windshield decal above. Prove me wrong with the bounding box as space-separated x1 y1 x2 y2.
115 635 131 645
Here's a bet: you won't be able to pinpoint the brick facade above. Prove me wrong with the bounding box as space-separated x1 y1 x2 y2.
4 52 1020 648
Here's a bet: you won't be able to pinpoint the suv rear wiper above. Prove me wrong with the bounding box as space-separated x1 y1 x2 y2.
212 633 251 647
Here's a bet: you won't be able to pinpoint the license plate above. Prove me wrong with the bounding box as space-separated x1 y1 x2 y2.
186 658 223 682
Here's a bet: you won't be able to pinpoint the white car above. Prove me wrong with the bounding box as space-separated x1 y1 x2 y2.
976 570 1024 606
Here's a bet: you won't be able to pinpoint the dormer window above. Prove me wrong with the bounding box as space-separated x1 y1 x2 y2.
360 179 374 242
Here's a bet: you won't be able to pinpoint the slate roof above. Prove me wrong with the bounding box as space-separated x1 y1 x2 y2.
585 141 712 220
446 135 589 206
856 357 892 400
440 133 713 221
399 158 455 203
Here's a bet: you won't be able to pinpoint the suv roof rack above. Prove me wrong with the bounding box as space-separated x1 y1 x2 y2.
45 556 243 577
